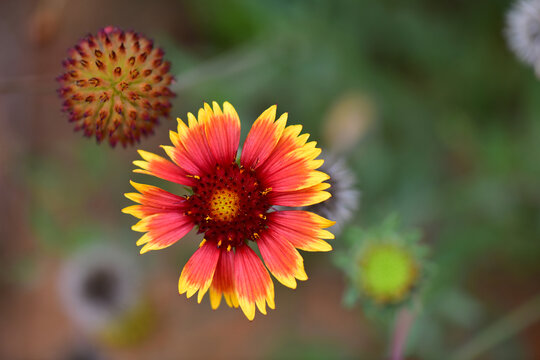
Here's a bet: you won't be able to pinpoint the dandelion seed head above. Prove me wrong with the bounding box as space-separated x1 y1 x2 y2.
302 152 359 236
506 0 540 68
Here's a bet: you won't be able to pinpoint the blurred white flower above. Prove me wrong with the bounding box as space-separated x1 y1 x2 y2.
58 244 141 333
506 0 540 72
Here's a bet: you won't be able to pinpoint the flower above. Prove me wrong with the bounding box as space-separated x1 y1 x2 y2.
300 152 359 235
336 216 427 308
58 244 142 333
123 102 334 320
57 26 175 147
506 0 540 71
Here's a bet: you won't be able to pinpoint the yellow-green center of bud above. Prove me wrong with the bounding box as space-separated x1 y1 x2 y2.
359 244 418 304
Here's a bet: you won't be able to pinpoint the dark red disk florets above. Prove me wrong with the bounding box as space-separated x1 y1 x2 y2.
186 163 271 248
57 26 175 147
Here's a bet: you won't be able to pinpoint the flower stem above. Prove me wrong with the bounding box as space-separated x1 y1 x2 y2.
172 46 268 92
450 292 540 360
389 307 416 360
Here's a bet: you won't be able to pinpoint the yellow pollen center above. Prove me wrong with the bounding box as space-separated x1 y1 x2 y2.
209 189 240 222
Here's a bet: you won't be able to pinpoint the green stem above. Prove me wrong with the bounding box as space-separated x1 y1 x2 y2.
172 46 268 92
450 292 540 360
0 45 269 95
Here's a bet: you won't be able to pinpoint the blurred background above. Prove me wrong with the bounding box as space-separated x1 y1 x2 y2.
1 0 540 359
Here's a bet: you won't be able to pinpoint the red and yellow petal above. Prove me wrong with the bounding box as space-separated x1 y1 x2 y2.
133 150 197 186
263 140 322 176
204 101 241 166
259 141 329 192
164 102 239 177
209 247 239 309
166 109 215 176
234 245 275 320
122 181 189 219
131 212 195 254
185 111 216 172
161 142 204 177
258 124 310 175
268 182 331 207
240 106 287 170
254 119 330 198
258 229 308 289
178 240 221 303
267 211 335 252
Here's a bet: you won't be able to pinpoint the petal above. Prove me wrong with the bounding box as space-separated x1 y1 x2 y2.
258 124 310 175
258 229 308 289
163 140 205 177
267 211 335 252
122 181 188 219
259 141 329 192
204 101 241 166
256 121 330 193
133 150 196 186
209 247 239 310
269 182 331 207
170 110 215 175
131 212 195 254
240 106 287 169
165 103 237 175
178 240 221 303
261 141 322 176
234 245 275 320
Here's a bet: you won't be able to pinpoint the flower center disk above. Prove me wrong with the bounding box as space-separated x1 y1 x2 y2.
187 163 271 248
210 189 240 222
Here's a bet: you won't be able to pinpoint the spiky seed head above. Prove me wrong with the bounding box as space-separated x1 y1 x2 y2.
57 26 175 147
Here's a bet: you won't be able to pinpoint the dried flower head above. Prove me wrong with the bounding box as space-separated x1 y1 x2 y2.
57 26 175 147
506 0 540 70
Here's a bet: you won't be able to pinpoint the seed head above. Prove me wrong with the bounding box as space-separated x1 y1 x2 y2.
506 0 540 72
300 152 359 236
57 26 175 147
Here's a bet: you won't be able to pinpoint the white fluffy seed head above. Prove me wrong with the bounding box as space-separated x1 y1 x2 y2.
305 152 360 236
506 0 540 69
